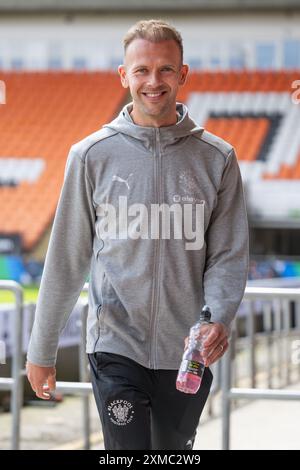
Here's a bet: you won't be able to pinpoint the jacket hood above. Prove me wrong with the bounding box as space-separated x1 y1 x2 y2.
103 101 204 151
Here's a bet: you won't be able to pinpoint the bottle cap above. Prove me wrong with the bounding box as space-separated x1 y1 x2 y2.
199 304 212 322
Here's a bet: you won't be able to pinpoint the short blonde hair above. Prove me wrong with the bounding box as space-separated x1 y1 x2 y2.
123 19 183 64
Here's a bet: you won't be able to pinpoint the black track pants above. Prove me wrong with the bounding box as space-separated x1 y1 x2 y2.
88 352 213 450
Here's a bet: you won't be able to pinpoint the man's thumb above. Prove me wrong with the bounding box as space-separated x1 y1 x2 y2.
48 373 56 391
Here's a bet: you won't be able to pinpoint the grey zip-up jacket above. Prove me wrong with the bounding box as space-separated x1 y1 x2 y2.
27 101 249 369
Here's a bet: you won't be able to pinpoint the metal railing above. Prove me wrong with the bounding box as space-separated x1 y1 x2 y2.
1 282 300 450
0 281 92 450
221 286 300 450
53 284 93 449
0 280 24 450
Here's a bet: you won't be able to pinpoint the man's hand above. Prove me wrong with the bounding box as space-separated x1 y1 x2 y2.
184 322 229 367
26 361 56 400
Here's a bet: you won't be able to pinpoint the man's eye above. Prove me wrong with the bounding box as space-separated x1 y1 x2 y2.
161 67 173 72
136 69 147 73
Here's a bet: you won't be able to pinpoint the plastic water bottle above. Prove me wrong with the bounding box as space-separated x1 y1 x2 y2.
176 305 212 394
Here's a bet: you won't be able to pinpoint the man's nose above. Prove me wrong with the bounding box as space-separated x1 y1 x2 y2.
146 71 163 87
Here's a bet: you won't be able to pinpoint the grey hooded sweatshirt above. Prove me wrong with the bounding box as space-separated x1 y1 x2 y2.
27 101 249 369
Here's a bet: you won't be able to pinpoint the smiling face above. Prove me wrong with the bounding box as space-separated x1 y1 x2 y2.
118 38 189 127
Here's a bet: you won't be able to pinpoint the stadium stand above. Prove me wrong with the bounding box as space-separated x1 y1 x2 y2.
177 70 300 185
0 69 300 256
0 71 127 251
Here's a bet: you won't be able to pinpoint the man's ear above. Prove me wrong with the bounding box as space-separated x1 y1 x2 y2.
118 64 129 88
179 64 189 86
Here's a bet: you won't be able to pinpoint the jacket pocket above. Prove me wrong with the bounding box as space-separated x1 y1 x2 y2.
93 235 104 261
94 260 107 322
96 302 105 331
93 303 103 350
96 303 103 323
98 271 108 332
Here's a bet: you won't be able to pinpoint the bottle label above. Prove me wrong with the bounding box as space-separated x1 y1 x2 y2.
181 359 205 377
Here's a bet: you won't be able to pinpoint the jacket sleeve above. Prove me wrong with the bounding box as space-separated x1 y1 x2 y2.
203 148 249 329
27 146 95 366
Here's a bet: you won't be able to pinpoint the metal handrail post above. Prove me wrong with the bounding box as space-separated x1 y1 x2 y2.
221 340 232 450
273 298 282 386
79 301 90 450
296 301 300 380
230 321 238 408
282 299 291 386
262 302 273 388
223 287 300 450
12 294 23 450
246 300 256 388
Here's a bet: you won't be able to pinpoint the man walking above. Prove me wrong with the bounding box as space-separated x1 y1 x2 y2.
27 19 249 450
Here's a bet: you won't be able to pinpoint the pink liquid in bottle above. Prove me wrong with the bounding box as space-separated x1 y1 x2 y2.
176 305 211 394
176 347 206 394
